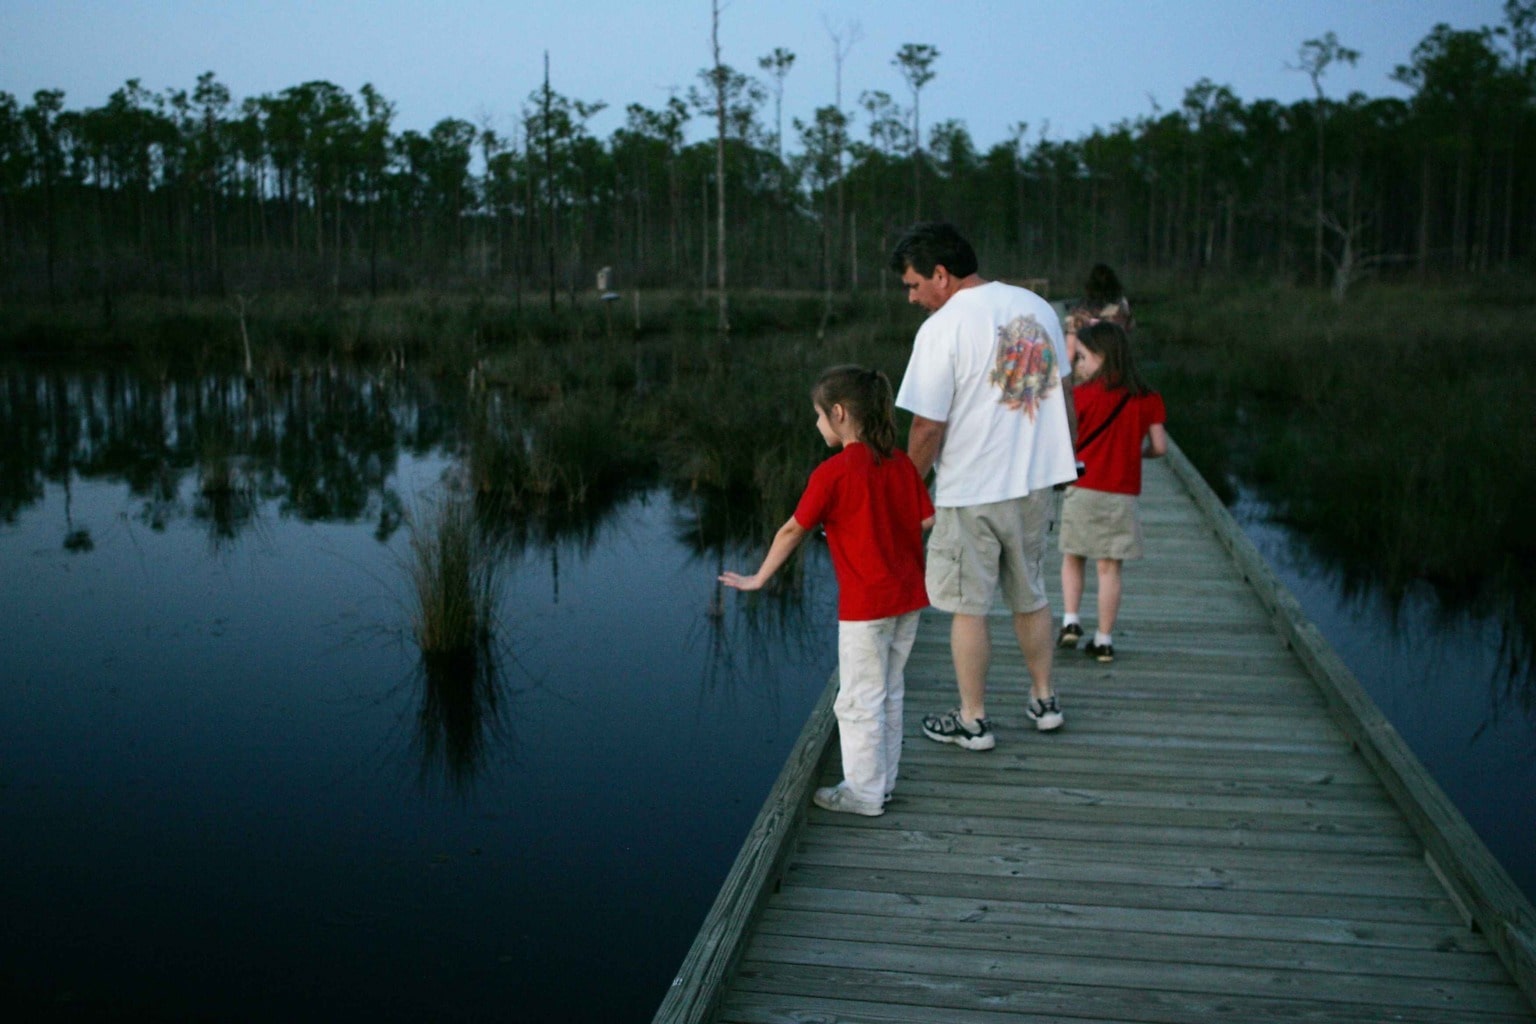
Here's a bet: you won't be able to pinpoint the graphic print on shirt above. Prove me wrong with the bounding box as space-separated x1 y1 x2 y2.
988 314 1059 420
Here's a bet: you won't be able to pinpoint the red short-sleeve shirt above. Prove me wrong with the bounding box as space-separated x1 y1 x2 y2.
1073 378 1166 495
794 443 933 621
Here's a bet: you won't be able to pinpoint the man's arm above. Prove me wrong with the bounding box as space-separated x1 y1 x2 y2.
907 415 947 480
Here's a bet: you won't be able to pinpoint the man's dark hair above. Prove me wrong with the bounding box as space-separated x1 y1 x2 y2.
889 222 979 278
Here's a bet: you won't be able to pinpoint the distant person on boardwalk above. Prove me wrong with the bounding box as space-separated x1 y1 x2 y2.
1057 320 1167 662
891 222 1078 751
720 365 934 816
1064 263 1134 365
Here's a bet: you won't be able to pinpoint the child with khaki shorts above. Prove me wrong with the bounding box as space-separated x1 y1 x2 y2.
1057 321 1167 662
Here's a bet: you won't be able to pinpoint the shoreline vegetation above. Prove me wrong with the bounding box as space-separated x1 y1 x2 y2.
2 278 1532 671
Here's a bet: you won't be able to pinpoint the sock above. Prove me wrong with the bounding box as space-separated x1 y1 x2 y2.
1095 631 1113 646
1062 613 1080 627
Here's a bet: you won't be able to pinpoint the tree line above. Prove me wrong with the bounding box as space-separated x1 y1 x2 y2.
1 4 1532 309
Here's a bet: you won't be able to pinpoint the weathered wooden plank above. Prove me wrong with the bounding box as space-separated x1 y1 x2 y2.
849 811 1422 857
793 826 1431 883
865 777 1404 820
722 964 1533 1024
739 933 1531 1014
786 841 1445 901
765 886 1494 954
779 862 1462 924
856 795 1421 840
897 757 1385 794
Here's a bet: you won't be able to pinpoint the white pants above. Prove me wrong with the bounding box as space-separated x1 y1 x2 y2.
834 611 922 805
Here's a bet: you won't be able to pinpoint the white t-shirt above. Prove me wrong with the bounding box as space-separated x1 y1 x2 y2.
895 281 1077 506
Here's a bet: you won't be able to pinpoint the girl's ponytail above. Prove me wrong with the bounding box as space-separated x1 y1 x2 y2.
813 365 898 462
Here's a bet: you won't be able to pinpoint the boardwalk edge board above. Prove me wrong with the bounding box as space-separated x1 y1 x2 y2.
651 668 839 1024
1162 437 1536 1007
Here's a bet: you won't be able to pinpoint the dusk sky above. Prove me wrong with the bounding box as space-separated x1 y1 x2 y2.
0 1 1511 150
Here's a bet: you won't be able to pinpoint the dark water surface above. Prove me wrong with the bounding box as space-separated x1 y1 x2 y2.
3 364 1532 1021
0 366 838 1021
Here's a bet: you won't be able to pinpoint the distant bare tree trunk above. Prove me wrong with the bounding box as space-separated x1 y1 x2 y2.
544 52 557 314
1292 33 1358 287
826 19 861 292
230 294 254 375
711 0 729 334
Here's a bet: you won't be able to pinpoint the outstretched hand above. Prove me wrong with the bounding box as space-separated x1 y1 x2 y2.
718 571 763 592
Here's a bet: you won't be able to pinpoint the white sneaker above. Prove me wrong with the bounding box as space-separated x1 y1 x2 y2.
921 709 996 751
813 784 884 816
1027 694 1065 731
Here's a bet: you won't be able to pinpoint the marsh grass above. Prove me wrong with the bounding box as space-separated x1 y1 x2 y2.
406 493 502 656
1138 280 1536 649
394 489 517 795
0 288 916 377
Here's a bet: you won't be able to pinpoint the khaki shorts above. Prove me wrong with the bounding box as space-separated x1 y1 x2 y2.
1058 486 1144 561
926 493 1051 616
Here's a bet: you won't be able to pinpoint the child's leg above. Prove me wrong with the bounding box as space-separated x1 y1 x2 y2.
880 610 922 799
1095 558 1124 636
835 618 893 807
1061 553 1086 618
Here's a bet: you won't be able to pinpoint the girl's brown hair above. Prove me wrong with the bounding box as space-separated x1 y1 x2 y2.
812 365 898 462
1077 321 1151 396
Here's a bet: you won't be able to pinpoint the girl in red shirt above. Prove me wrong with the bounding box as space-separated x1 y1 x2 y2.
720 366 934 816
1057 321 1168 662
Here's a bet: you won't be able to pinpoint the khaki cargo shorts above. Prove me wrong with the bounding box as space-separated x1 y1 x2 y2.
925 492 1051 616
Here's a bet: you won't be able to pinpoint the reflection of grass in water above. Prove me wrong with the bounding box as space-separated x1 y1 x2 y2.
1139 281 1536 672
413 646 512 796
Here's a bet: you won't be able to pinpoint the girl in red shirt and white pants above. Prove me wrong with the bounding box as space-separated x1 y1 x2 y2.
720 366 934 816
1057 321 1168 663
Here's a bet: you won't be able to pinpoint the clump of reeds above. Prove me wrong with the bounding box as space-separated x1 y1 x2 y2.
406 493 501 656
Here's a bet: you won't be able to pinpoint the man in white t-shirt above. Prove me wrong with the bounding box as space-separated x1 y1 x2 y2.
892 222 1078 750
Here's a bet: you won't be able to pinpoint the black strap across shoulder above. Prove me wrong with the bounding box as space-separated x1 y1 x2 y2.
1075 392 1132 455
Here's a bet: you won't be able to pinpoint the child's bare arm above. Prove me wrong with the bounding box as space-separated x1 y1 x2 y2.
1144 423 1168 459
719 516 810 591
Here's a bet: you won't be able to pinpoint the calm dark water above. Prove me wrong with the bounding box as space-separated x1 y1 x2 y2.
2 365 1531 1022
1232 489 1536 901
0 366 838 1021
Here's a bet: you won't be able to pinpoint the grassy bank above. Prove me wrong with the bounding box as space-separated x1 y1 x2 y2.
1136 278 1536 648
0 287 912 374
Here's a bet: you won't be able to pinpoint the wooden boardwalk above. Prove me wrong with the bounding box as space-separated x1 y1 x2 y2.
656 444 1536 1024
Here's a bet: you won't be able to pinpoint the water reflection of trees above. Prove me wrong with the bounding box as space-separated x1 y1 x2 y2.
0 364 467 536
2 354 858 794
3 349 846 643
